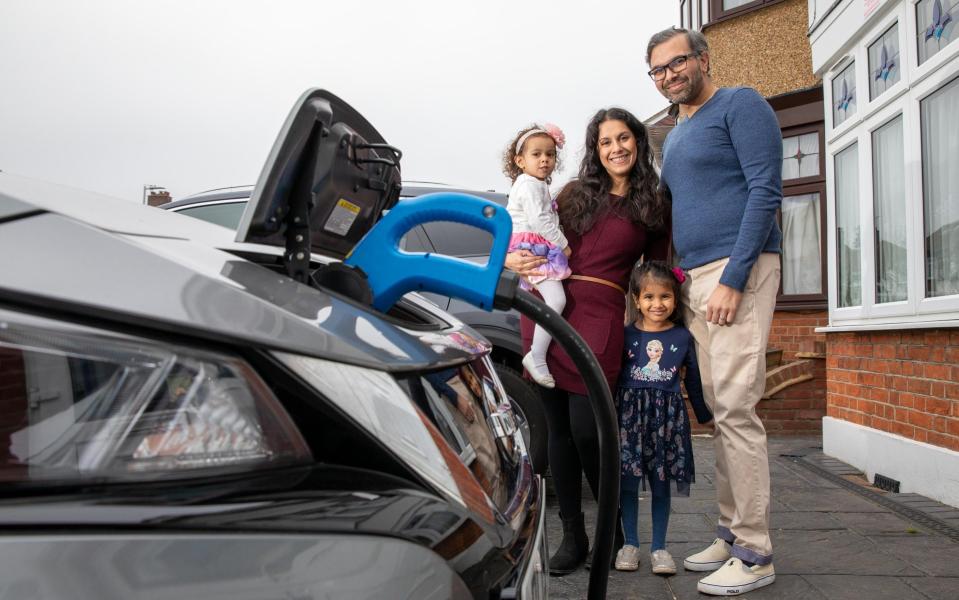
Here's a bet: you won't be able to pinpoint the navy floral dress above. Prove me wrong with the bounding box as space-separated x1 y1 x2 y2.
616 324 712 496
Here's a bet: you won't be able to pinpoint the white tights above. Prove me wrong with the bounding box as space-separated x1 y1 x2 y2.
530 279 566 371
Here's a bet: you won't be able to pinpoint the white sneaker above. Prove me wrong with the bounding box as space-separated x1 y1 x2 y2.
683 538 732 571
650 549 676 575
614 545 640 571
697 558 775 596
522 352 555 388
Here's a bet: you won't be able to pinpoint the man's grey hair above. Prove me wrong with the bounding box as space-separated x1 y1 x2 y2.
645 27 709 65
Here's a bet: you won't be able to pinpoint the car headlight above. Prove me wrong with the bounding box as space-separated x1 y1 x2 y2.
273 352 468 510
0 309 311 482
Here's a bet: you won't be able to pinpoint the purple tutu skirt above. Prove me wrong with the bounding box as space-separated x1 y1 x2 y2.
508 232 572 289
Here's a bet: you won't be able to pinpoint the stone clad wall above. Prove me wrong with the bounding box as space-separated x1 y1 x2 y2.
704 0 820 97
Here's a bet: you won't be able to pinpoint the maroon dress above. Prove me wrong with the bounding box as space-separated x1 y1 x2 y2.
520 200 669 395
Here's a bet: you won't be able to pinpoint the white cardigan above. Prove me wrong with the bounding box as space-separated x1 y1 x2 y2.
506 174 568 249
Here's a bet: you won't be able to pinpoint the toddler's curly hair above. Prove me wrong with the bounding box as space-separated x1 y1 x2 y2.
501 125 563 183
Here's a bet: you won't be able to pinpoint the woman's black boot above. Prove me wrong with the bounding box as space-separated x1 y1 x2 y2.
549 513 589 575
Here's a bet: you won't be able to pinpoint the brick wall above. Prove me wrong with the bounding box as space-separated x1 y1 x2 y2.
759 360 826 435
827 329 959 452
768 310 828 361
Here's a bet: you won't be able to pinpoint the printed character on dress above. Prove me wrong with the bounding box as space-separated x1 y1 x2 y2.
502 123 571 388
614 260 713 575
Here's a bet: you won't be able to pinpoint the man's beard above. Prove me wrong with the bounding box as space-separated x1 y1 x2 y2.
662 69 703 105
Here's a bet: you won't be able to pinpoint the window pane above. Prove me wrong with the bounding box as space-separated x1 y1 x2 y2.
835 144 861 307
917 0 957 65
921 76 959 297
176 202 247 230
782 132 820 180
832 62 857 127
869 23 901 100
782 193 822 295
872 116 907 303
723 0 753 9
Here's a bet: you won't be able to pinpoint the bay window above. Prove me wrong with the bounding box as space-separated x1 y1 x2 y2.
823 3 959 327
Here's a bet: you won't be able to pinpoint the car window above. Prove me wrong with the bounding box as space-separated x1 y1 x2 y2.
400 225 434 253
174 202 247 230
421 222 493 257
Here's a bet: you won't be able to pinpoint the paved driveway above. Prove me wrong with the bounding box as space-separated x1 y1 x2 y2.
545 435 959 599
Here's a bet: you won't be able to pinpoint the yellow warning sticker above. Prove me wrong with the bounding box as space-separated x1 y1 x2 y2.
323 198 361 236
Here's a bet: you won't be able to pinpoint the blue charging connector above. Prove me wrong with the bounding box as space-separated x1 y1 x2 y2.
344 192 512 312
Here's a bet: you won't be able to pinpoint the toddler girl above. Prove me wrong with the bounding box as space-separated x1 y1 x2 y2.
615 260 713 574
502 123 570 388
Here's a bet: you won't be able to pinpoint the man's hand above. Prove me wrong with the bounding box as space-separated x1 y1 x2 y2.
706 283 743 326
505 250 547 277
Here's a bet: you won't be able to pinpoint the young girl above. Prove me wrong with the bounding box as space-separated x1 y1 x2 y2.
615 260 713 574
502 123 571 388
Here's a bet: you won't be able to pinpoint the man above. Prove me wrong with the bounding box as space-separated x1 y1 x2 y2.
646 27 782 596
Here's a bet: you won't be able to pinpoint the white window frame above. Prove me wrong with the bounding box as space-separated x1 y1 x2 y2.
864 18 908 107
910 0 959 76
824 0 959 328
826 56 863 140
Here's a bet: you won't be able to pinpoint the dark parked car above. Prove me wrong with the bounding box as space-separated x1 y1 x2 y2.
162 183 549 475
0 89 547 599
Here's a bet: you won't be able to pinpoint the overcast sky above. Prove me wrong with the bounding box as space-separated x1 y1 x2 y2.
0 1 675 202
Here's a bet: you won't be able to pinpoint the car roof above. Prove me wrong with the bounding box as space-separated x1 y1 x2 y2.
162 183 506 209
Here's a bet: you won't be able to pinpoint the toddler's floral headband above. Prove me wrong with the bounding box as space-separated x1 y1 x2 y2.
515 123 566 153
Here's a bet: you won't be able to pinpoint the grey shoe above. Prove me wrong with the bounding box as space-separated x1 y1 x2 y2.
650 549 677 575
614 545 640 571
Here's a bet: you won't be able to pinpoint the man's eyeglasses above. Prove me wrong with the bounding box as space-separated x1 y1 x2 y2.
648 53 700 81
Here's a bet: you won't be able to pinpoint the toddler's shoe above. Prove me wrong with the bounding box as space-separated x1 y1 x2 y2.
522 352 555 388
683 538 731 571
614 545 640 571
697 558 775 596
650 549 676 575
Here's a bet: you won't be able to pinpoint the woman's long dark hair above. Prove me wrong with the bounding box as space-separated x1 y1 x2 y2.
557 107 666 235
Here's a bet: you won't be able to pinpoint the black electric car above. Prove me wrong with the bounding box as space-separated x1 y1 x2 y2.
160 184 548 475
0 90 547 599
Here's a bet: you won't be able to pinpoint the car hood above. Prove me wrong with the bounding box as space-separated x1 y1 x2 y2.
0 173 488 371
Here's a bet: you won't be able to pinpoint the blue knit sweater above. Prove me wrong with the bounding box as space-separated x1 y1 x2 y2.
661 87 783 291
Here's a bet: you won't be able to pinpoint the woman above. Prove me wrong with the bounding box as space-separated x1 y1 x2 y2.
507 108 669 575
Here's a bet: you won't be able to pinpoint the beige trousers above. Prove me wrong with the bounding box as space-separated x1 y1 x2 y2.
682 253 780 565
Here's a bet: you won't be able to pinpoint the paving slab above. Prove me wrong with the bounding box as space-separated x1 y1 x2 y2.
862 534 959 577
901 576 959 599
770 511 844 531
804 575 932 600
829 511 933 535
775 485 889 513
770 529 924 576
